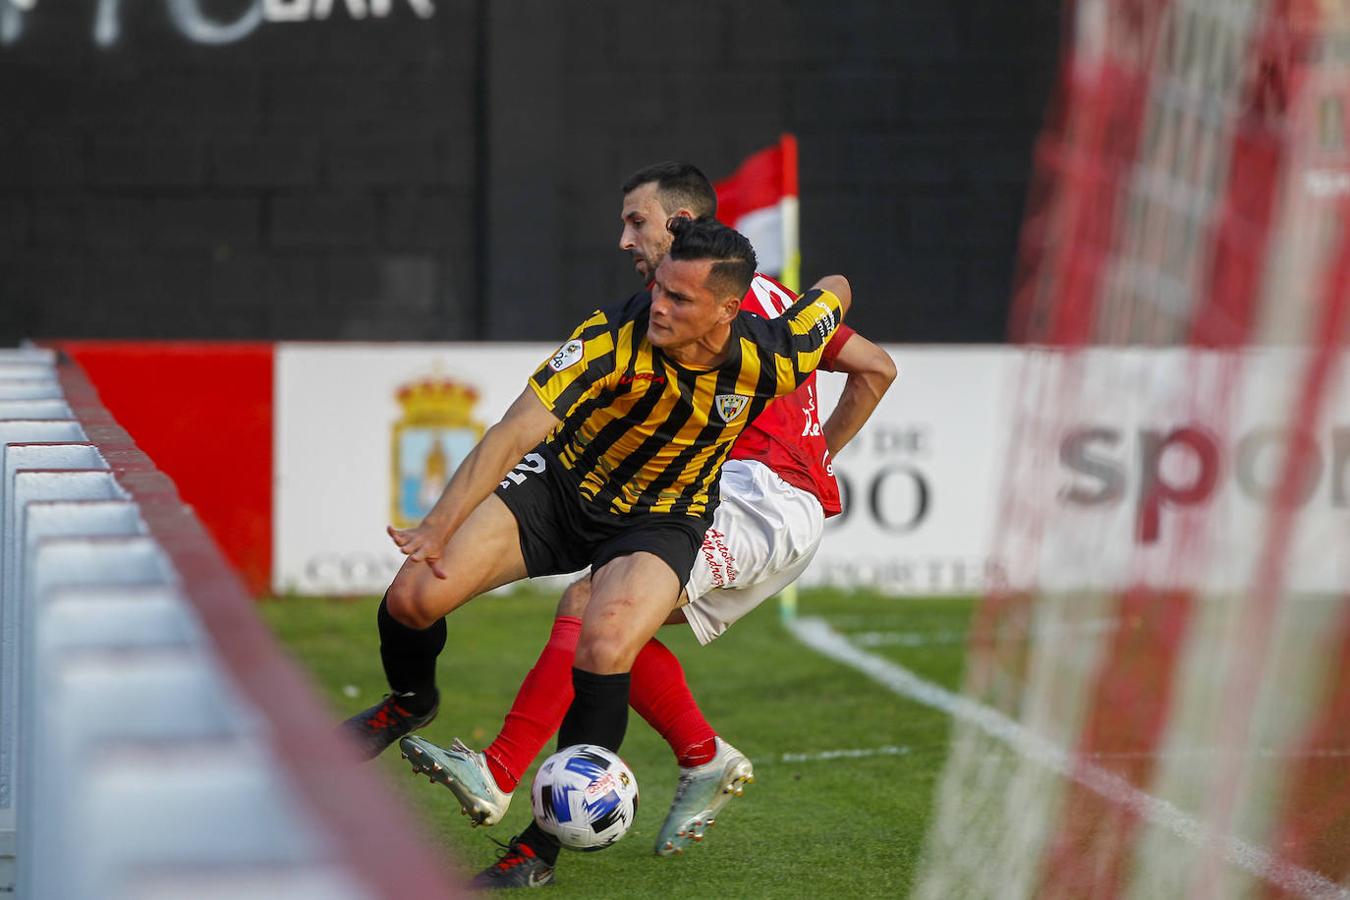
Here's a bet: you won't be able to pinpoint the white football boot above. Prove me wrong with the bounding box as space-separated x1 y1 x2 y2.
655 737 754 856
400 735 513 826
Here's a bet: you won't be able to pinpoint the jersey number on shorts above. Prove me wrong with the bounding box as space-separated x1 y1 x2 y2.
499 452 546 489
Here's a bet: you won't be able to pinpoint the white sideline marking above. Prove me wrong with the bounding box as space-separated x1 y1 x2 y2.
941 739 1350 763
821 613 945 629
850 629 968 648
786 616 1349 900
847 617 1121 648
1083 747 1350 762
775 745 912 764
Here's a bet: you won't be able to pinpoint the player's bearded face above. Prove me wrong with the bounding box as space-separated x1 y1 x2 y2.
619 184 675 282
648 257 735 348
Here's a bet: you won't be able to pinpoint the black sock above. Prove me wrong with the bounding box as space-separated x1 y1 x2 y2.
518 821 561 866
557 668 630 752
376 593 445 714
522 669 629 867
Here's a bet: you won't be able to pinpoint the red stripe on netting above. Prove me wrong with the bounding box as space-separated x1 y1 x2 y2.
54 354 465 898
1205 218 1350 895
1034 3 1328 895
1035 588 1196 900
57 341 274 596
1254 195 1350 897
1194 8 1349 894
1009 0 1158 346
1264 597 1350 894
1188 13 1296 347
1020 2 1215 896
1009 48 1075 342
981 0 1164 706
982 0 1090 684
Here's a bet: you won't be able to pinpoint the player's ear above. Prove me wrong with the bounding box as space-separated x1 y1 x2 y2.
720 296 740 323
665 211 696 232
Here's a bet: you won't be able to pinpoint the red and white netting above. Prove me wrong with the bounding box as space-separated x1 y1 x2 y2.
915 1 1350 897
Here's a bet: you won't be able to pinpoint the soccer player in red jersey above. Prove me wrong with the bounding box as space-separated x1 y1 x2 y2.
397 163 896 883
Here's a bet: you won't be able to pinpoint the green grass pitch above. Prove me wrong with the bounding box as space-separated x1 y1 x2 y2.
260 588 975 899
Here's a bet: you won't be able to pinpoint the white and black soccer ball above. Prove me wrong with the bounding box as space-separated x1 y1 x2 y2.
530 744 639 852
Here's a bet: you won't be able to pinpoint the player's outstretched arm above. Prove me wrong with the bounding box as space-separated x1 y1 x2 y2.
822 331 897 456
388 387 558 576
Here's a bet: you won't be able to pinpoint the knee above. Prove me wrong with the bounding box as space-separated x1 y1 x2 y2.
557 577 591 618
574 641 633 675
385 579 444 631
574 623 639 674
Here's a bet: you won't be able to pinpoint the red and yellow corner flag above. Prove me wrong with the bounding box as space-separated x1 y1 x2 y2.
715 134 800 291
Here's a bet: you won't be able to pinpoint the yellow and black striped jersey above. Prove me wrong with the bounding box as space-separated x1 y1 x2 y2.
528 287 844 520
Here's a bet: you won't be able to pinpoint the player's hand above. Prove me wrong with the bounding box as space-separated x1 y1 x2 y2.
387 522 449 579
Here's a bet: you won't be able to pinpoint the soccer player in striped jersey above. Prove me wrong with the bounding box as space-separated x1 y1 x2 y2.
340 211 849 885
393 163 895 887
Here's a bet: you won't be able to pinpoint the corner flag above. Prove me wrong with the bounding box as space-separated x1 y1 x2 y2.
715 134 800 291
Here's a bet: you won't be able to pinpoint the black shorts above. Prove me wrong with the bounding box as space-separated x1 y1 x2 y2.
494 443 708 585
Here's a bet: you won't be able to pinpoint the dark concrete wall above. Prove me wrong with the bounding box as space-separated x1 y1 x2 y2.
0 0 1060 344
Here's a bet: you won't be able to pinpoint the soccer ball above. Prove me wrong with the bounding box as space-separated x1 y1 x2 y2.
530 744 639 852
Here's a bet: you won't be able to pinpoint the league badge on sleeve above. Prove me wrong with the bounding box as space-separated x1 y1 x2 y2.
714 394 749 423
549 340 585 372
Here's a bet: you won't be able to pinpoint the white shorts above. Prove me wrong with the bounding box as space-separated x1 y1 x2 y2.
681 459 826 645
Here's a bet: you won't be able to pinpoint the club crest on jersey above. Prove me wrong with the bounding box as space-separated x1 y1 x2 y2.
548 339 584 372
714 393 749 423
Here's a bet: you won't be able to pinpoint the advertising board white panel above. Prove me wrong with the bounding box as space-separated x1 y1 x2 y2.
807 348 1018 594
999 348 1350 594
274 344 1017 596
275 344 554 596
275 345 1348 597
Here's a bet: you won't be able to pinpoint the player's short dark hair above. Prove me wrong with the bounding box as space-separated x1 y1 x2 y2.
667 216 756 300
622 161 718 219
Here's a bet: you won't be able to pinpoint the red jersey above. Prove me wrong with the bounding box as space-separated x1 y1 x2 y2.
730 274 855 517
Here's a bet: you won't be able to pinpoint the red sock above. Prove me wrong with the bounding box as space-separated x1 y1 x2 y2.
484 616 581 792
629 638 717 768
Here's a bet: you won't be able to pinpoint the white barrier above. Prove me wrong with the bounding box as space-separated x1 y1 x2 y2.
0 365 56 381
0 350 54 365
0 383 61 401
0 449 112 844
0 350 458 898
0 401 71 420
